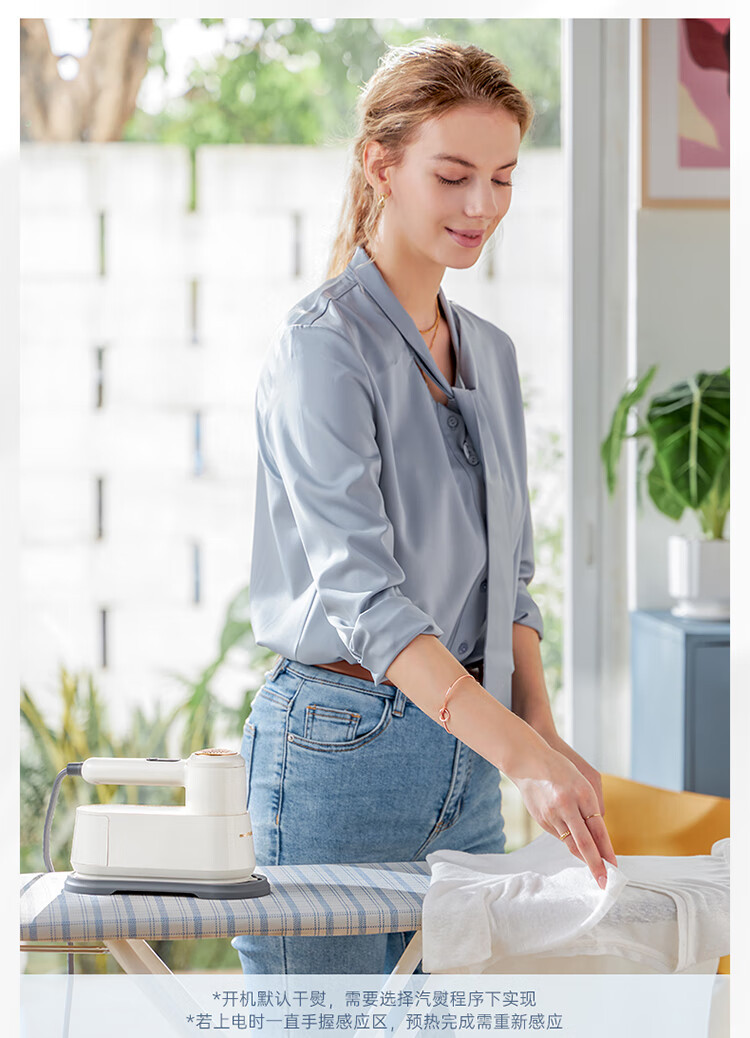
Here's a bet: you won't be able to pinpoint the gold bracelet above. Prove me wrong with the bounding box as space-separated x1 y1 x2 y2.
438 673 476 734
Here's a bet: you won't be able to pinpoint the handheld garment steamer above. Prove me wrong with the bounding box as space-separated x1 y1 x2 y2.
52 748 270 899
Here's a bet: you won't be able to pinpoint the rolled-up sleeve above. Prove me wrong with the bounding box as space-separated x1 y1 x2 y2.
505 331 544 643
259 323 443 684
513 488 544 641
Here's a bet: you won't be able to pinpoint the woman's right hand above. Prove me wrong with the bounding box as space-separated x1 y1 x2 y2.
504 737 618 890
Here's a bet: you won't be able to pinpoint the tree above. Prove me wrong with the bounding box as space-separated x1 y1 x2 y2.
20 18 154 141
126 18 560 148
21 18 560 147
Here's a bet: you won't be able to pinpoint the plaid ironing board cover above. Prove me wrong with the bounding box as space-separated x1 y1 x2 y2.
21 862 431 943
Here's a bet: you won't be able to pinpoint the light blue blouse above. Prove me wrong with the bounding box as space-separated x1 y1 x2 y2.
248 244 543 709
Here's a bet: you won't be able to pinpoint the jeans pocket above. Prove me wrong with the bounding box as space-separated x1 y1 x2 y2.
287 679 393 752
304 704 360 743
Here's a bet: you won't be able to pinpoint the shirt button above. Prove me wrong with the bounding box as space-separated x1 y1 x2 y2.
480 579 488 592
462 442 479 465
458 641 469 655
447 415 459 428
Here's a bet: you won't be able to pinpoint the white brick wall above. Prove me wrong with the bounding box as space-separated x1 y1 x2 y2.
20 143 565 735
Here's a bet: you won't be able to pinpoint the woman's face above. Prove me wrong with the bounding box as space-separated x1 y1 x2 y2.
377 103 521 270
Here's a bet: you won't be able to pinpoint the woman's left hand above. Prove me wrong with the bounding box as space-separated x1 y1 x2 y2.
534 727 605 817
526 725 613 868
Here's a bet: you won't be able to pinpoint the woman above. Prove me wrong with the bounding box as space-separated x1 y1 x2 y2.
232 37 617 976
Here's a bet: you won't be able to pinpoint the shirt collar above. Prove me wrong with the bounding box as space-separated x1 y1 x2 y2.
347 244 464 400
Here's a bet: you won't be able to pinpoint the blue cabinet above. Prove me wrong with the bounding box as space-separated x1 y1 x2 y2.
630 610 730 797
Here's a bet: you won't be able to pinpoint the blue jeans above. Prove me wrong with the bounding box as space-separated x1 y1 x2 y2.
231 656 507 975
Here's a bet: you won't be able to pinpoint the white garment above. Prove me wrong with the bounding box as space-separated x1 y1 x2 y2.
422 831 729 974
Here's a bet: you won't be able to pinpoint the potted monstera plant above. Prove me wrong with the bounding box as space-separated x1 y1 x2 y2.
601 365 730 620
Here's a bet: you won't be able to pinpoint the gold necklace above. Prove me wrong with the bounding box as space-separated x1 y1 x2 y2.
416 298 445 397
418 299 440 352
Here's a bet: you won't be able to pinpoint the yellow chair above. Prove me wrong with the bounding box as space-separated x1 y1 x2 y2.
600 773 730 974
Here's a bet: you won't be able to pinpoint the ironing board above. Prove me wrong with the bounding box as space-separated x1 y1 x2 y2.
21 864 729 1038
20 861 430 976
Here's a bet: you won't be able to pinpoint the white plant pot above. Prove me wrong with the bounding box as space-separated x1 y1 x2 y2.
667 535 730 621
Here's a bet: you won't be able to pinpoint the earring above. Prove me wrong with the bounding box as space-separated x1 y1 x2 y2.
378 192 388 209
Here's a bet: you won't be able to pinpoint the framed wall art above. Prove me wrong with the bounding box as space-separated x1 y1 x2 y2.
642 18 729 208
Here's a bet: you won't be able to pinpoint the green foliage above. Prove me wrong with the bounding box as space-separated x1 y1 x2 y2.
124 18 560 148
163 585 276 757
601 364 658 496
648 372 730 517
20 669 181 875
528 427 564 707
391 19 561 146
602 366 730 539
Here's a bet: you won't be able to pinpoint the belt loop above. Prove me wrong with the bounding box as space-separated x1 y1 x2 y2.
392 689 406 717
267 654 285 681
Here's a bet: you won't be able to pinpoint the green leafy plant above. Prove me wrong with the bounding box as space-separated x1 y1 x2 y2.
601 366 730 540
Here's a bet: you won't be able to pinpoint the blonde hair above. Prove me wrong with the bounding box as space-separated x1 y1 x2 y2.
326 36 535 279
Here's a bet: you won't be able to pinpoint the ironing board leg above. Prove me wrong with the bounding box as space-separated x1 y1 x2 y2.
389 928 423 976
351 929 424 1038
104 939 206 1025
104 938 173 975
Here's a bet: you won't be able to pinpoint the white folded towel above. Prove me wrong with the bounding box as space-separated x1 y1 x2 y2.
422 831 729 974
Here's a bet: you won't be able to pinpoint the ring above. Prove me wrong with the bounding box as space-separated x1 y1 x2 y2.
584 813 601 821
559 830 571 840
